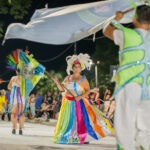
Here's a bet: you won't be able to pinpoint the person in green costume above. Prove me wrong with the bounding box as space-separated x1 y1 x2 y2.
103 4 150 150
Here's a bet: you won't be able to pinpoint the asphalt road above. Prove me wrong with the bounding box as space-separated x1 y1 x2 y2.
0 121 116 150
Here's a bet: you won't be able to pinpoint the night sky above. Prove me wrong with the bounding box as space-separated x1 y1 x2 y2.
0 0 105 88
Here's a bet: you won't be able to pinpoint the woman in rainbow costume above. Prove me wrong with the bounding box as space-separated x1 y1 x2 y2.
8 70 25 135
7 49 45 135
52 53 114 144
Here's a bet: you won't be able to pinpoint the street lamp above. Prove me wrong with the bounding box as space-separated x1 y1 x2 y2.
95 61 100 87
90 60 100 87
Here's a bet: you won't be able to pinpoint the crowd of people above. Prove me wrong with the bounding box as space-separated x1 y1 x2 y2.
89 86 115 119
27 91 58 121
0 90 61 122
0 86 115 122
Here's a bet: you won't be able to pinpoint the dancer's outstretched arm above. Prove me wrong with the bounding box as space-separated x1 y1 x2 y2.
103 11 124 40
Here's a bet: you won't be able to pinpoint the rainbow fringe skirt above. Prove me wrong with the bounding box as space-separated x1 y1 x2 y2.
52 96 114 144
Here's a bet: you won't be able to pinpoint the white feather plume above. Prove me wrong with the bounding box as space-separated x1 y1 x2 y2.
66 53 92 75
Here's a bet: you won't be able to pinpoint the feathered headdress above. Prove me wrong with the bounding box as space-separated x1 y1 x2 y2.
6 49 30 71
66 53 92 75
6 49 45 99
6 49 19 71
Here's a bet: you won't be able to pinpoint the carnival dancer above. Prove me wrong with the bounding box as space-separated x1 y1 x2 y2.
52 53 114 144
104 3 150 150
6 49 45 135
8 71 25 135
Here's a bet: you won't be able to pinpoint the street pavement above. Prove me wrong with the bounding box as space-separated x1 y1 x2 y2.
0 120 116 150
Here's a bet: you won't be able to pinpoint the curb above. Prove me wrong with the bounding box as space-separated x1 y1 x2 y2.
25 119 57 126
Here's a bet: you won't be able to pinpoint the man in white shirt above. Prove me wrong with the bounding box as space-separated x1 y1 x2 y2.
103 4 150 150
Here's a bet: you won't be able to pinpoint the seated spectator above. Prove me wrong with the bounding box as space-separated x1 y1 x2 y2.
41 101 49 112
40 112 48 122
89 93 96 104
103 88 112 114
96 86 105 110
39 101 51 119
52 99 56 106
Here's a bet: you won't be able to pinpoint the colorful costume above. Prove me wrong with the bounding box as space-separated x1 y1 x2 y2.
7 50 45 117
8 76 25 117
52 54 114 144
0 95 6 113
111 19 150 150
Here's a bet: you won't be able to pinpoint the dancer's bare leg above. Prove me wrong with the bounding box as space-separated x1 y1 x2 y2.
19 115 24 129
10 105 18 130
19 105 25 130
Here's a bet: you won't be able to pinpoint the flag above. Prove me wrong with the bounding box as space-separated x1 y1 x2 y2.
3 0 139 45
18 50 45 99
7 50 45 99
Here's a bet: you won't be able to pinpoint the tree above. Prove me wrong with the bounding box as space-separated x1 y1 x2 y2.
92 37 119 88
33 70 65 95
0 0 32 37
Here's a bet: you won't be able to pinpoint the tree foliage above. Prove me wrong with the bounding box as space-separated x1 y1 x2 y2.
33 70 65 95
92 37 119 88
0 0 32 37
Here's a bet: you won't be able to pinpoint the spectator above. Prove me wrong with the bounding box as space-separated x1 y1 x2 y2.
46 92 53 105
35 91 43 118
103 88 112 114
90 86 104 105
4 91 11 121
41 101 49 112
52 99 56 106
97 86 105 110
35 91 43 108
39 101 49 119
47 92 57 118
53 91 58 100
0 90 6 121
98 86 104 101
104 88 111 101
54 92 62 114
89 93 96 104
40 112 48 122
30 94 36 119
